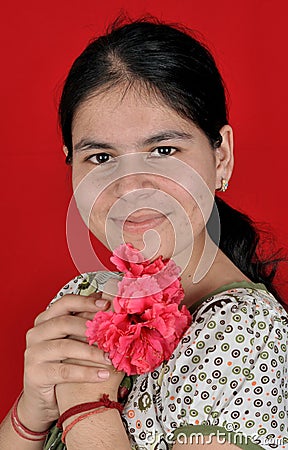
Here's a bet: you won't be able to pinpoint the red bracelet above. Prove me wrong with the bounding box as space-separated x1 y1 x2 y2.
10 392 50 441
61 407 109 444
56 393 123 429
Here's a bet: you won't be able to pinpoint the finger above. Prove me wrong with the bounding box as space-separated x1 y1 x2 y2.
27 315 91 346
75 311 98 321
27 361 112 386
25 338 111 366
35 293 110 326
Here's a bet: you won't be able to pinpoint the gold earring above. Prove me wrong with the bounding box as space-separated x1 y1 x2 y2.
217 178 229 192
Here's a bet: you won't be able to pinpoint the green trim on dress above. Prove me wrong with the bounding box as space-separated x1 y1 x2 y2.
200 281 268 302
189 281 268 314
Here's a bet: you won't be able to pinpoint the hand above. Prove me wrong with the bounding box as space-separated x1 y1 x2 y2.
18 292 112 432
56 278 125 413
55 366 125 414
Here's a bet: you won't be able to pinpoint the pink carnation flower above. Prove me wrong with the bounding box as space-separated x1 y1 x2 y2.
114 276 163 314
86 243 191 375
110 243 145 275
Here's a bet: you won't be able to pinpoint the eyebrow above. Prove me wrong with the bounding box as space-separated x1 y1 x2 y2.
73 130 195 152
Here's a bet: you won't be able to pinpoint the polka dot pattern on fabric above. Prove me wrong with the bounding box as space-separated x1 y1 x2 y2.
123 285 288 449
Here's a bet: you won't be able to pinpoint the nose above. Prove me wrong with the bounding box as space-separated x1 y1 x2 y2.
113 174 157 199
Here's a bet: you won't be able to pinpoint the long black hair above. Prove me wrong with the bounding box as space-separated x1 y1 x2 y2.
58 17 286 304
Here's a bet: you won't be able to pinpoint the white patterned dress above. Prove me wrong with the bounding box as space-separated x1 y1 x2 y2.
44 272 288 450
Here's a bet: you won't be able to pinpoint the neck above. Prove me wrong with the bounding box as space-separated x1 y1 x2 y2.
173 233 250 308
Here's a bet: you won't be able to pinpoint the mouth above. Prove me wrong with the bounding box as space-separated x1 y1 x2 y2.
111 212 169 234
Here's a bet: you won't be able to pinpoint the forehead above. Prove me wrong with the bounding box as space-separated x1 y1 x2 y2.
71 84 197 144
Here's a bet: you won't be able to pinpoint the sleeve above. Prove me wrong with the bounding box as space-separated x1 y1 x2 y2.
159 293 288 450
48 271 121 306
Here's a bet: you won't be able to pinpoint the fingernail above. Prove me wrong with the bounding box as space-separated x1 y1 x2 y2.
95 299 109 308
104 353 112 364
98 370 110 379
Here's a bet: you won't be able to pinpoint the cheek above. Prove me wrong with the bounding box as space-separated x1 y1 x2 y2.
177 163 215 218
71 159 89 188
181 150 217 192
72 163 113 216
89 193 111 228
71 170 82 192
170 181 214 238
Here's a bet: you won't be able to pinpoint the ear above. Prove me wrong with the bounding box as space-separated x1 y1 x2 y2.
63 145 72 164
215 125 234 191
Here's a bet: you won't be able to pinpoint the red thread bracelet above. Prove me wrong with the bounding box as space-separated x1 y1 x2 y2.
11 417 48 442
11 392 50 441
56 394 124 429
61 407 110 444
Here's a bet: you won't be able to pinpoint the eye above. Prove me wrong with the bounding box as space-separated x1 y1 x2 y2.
150 146 177 157
86 152 112 165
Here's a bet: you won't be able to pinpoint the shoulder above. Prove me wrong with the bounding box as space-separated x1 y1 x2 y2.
48 271 121 306
169 285 287 375
189 284 287 339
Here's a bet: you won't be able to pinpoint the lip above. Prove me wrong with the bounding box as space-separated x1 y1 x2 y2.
112 213 169 234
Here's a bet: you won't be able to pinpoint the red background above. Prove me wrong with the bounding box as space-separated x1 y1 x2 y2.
1 0 287 419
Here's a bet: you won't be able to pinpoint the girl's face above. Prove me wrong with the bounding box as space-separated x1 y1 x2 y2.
69 85 233 263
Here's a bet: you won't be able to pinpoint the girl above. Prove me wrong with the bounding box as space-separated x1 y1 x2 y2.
0 18 287 450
